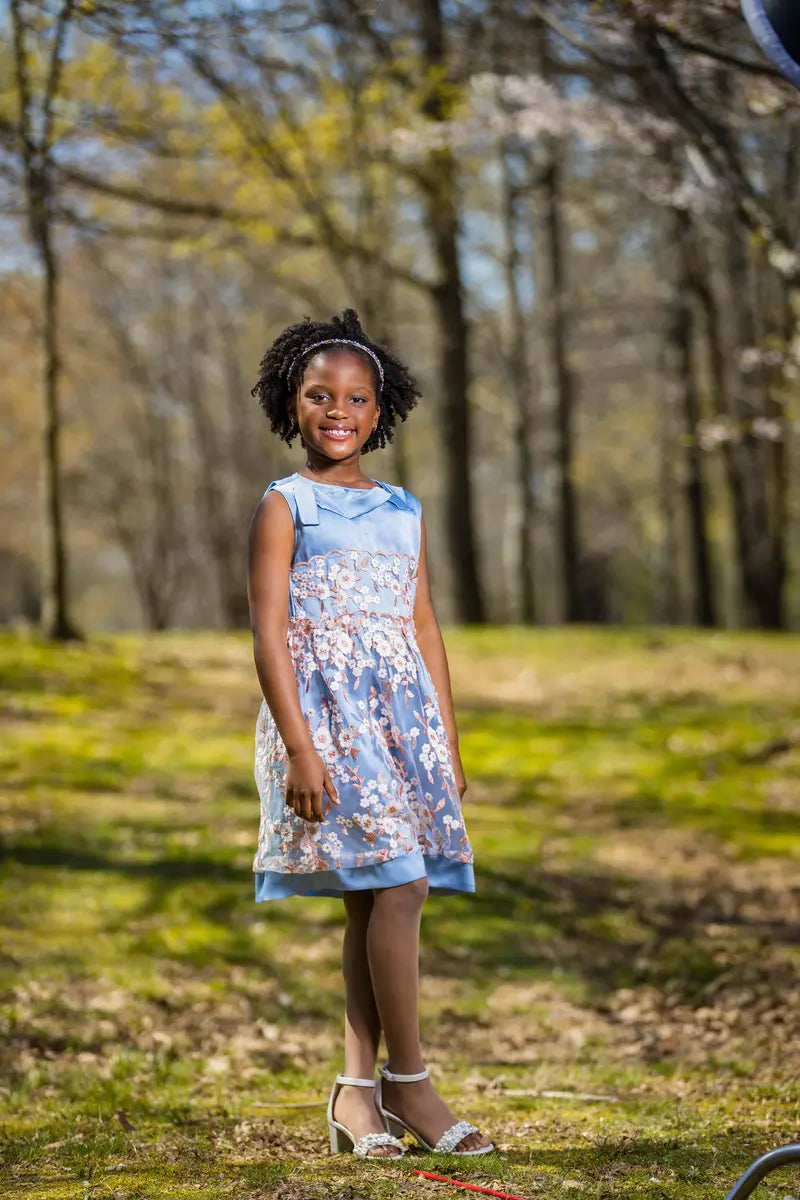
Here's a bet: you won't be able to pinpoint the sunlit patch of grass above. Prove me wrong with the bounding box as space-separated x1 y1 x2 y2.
2 629 800 1198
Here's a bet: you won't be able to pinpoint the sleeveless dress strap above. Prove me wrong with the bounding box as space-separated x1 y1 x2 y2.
382 482 419 516
266 475 319 526
287 476 320 526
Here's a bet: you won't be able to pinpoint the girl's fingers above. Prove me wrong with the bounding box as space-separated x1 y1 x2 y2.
288 769 337 821
323 770 339 804
321 769 339 819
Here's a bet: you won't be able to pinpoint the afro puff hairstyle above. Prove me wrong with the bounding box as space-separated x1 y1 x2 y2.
251 308 420 454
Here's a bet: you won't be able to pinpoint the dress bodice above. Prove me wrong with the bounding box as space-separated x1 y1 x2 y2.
265 473 422 622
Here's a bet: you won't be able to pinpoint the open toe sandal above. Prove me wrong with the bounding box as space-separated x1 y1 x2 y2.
375 1064 493 1156
327 1074 406 1158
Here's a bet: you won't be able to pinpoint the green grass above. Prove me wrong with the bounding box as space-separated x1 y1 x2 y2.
1 627 799 1199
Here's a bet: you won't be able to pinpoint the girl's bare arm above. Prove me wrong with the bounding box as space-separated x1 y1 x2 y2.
412 514 466 794
248 492 338 821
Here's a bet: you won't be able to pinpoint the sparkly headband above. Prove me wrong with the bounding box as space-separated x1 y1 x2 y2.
286 338 384 389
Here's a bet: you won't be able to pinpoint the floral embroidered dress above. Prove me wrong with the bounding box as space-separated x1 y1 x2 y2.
253 472 475 900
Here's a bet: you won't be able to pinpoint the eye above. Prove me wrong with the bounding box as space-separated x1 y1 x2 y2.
351 395 369 405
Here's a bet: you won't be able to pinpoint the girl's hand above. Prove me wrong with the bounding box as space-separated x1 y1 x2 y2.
450 743 468 800
285 748 339 823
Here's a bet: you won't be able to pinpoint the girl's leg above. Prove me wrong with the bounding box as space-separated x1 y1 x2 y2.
367 878 490 1153
343 890 381 1074
333 889 399 1156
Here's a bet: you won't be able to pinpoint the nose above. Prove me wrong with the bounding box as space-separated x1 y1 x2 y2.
326 400 348 418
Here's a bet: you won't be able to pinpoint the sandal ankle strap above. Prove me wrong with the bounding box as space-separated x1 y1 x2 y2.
335 1074 375 1087
379 1064 430 1083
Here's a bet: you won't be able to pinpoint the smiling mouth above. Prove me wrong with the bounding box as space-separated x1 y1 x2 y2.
320 428 355 440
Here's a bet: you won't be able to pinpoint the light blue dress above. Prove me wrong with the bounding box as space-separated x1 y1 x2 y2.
253 472 475 900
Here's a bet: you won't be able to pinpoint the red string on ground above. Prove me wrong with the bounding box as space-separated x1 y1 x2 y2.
412 1169 528 1200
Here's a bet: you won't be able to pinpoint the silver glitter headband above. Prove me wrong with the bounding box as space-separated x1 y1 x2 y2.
286 338 384 389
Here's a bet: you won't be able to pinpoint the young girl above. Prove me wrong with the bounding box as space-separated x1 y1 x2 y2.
247 309 492 1160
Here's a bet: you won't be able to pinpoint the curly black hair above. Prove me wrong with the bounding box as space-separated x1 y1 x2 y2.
250 308 420 454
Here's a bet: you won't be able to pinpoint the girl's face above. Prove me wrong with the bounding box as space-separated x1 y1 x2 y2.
292 350 380 464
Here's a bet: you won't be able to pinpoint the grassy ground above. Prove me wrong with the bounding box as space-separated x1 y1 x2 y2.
1 627 799 1200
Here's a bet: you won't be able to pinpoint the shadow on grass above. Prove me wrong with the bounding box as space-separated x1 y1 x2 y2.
517 1130 798 1187
5 662 800 1014
232 1128 799 1197
613 790 800 844
2 842 242 880
4 830 799 1010
422 858 800 1005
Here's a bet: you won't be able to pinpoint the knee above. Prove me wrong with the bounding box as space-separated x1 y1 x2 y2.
375 876 429 913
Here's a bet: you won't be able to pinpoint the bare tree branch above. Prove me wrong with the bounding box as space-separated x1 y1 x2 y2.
42 0 77 153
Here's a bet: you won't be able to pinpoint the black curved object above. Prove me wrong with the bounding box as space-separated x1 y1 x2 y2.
722 1144 800 1200
742 0 800 89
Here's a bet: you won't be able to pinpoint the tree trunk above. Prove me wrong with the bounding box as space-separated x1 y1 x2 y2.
531 141 580 622
767 346 788 629
351 176 409 489
630 47 785 628
764 135 799 634
500 141 536 622
654 367 680 625
109 503 174 633
11 0 80 639
722 221 784 629
529 19 580 623
682 215 783 629
185 314 251 629
39 208 78 639
673 214 716 627
419 0 485 623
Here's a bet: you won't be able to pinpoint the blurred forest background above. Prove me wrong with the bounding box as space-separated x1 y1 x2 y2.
2 0 799 634
4 8 800 1194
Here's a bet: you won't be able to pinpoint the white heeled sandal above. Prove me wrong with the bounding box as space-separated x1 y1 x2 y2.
375 1064 494 1156
327 1074 406 1158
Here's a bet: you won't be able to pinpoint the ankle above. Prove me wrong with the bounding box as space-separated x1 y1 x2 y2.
382 1061 428 1080
340 1066 377 1083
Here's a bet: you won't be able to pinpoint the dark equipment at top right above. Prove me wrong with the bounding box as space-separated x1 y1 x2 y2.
742 0 800 89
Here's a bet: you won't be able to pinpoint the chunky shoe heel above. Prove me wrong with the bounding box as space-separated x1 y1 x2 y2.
327 1074 406 1159
385 1115 406 1140
375 1064 494 1156
329 1122 353 1153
